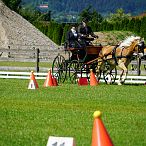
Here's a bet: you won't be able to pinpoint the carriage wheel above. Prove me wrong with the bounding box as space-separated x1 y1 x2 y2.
52 55 67 83
103 67 117 84
69 60 82 84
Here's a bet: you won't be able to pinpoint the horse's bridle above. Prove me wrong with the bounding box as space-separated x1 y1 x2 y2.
137 40 145 54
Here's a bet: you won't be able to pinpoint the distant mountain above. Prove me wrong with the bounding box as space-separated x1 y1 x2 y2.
22 0 146 20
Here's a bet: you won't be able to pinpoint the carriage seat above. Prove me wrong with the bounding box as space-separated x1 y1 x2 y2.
64 41 86 60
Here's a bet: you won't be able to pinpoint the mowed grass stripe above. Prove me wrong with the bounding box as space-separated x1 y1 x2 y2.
0 79 146 146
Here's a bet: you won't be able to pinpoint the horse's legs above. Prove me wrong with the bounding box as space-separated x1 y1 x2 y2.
118 60 128 85
118 70 124 85
95 58 104 78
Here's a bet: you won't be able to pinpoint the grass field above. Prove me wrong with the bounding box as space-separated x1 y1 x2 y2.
0 61 52 68
0 78 146 146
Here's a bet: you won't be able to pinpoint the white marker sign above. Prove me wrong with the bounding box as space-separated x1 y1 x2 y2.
46 136 76 146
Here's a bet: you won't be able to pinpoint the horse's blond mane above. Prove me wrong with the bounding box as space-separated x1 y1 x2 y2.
119 36 141 48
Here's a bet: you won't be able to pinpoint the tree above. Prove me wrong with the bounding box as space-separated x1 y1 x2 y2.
89 9 103 31
133 19 141 34
127 18 135 32
2 0 21 12
140 16 146 39
79 6 103 23
79 5 92 22
100 20 108 31
20 8 42 23
61 24 70 44
121 19 129 31
107 8 131 24
53 24 63 45
47 21 58 40
79 6 103 32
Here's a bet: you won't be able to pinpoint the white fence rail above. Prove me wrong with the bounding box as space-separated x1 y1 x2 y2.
0 71 47 79
0 71 146 84
100 75 146 84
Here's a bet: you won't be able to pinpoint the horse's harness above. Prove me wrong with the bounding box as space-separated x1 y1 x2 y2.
104 43 138 65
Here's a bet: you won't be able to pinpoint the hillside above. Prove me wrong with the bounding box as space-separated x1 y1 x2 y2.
22 0 146 17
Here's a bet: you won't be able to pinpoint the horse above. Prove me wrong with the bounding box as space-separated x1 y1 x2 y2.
96 36 145 85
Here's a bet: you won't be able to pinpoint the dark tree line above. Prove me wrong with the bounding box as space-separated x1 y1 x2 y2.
34 16 146 45
20 6 146 45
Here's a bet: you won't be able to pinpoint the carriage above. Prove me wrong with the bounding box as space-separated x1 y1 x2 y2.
51 41 117 84
52 35 145 85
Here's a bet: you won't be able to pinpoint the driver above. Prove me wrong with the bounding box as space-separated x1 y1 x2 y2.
78 18 98 46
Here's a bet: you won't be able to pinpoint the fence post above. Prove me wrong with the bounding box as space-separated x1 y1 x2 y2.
36 48 40 72
137 54 141 76
8 46 10 57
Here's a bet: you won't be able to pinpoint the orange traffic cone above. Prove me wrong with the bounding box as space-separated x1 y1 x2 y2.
43 70 54 87
28 71 39 89
90 69 98 86
91 111 114 146
78 77 88 86
52 76 58 86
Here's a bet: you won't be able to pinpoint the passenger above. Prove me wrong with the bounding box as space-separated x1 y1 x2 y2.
66 26 82 48
66 26 83 60
78 18 98 46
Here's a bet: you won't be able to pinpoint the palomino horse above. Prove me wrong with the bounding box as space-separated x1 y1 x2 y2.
96 36 144 85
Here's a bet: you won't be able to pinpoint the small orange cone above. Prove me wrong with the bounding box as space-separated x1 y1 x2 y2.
52 76 58 86
28 71 39 89
43 70 54 87
91 111 114 146
90 69 98 86
78 77 88 85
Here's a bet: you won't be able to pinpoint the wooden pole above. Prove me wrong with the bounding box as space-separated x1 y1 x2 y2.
137 54 141 76
36 48 40 72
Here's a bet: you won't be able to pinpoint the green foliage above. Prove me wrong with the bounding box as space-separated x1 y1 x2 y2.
47 21 58 40
2 0 21 12
121 19 129 31
100 20 109 31
61 24 70 44
140 16 146 39
0 61 52 68
107 8 131 24
133 19 141 34
52 24 63 45
33 21 48 35
0 79 146 146
127 18 135 32
20 8 50 23
79 6 103 24
79 5 93 21
19 8 41 23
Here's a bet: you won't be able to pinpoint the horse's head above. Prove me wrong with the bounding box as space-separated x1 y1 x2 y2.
133 37 145 56
138 38 145 54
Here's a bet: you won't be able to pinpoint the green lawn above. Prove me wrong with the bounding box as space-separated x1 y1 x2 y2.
0 79 146 146
0 61 51 68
